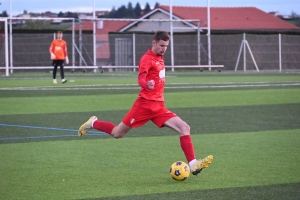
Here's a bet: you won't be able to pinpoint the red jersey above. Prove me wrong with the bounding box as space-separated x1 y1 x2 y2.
49 39 68 60
138 49 165 101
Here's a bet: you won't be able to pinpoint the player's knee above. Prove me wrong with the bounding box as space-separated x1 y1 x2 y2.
113 134 123 139
181 123 190 135
111 131 125 139
111 124 130 139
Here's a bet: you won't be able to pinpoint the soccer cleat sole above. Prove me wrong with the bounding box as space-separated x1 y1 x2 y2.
191 155 213 175
78 116 97 137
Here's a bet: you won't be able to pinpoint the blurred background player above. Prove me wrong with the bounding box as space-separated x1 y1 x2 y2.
49 31 69 84
78 31 213 176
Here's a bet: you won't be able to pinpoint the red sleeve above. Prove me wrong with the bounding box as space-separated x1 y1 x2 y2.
139 55 151 74
138 72 147 89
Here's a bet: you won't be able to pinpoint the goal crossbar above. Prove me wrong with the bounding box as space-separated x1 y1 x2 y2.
100 65 224 69
0 66 97 69
0 65 224 70
80 18 200 23
1 17 75 21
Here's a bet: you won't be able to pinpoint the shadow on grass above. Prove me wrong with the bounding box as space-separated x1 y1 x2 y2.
81 182 300 200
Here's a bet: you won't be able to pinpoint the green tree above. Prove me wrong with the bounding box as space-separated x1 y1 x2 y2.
106 7 117 18
0 10 8 17
144 2 151 13
290 11 300 19
115 5 127 18
290 11 300 27
57 11 64 17
134 2 142 17
127 2 135 18
154 2 160 8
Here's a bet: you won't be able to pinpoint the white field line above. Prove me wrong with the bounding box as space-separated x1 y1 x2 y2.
0 82 300 91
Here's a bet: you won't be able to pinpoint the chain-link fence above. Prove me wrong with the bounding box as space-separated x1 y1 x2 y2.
2 31 300 72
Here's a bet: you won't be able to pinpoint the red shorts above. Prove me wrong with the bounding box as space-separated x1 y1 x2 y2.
122 97 177 128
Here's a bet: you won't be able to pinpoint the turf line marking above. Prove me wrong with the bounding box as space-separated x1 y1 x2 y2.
0 123 106 141
0 134 104 141
0 81 299 90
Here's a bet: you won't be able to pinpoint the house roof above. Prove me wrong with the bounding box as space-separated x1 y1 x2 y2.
73 6 299 60
156 5 299 30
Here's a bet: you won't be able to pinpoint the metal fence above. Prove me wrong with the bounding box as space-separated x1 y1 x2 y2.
1 31 300 72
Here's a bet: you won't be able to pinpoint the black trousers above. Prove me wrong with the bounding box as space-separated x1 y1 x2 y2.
52 60 65 79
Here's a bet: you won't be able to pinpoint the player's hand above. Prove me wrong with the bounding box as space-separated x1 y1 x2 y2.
65 57 69 64
147 80 155 90
50 53 56 59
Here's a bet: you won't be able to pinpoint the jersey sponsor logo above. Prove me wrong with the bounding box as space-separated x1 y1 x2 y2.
55 46 62 50
159 69 165 79
130 118 135 124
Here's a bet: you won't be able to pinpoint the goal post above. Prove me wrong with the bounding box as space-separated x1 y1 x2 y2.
0 18 9 76
0 17 76 76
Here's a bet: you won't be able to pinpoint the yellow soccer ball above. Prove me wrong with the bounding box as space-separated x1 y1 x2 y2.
170 161 190 181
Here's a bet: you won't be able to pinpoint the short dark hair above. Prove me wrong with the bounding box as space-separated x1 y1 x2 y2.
57 31 63 34
153 31 170 42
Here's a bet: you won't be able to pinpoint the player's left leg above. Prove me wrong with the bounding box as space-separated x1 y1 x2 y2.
59 61 67 83
52 61 58 84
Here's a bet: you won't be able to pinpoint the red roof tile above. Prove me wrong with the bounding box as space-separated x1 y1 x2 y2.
157 5 300 30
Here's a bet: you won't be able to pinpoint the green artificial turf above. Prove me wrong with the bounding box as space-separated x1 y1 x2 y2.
0 130 299 199
0 71 299 199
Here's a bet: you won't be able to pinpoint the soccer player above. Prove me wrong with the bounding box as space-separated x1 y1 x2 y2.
49 31 69 84
78 31 213 175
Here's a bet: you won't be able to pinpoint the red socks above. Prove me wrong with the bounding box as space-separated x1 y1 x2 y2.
93 120 115 135
93 121 195 162
180 135 196 162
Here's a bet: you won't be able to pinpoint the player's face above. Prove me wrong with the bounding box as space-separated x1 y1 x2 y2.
57 33 63 40
152 39 169 56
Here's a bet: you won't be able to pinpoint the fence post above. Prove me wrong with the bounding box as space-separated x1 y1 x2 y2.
133 33 136 72
279 33 282 72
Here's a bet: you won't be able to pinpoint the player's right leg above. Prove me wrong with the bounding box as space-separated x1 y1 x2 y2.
163 116 213 175
190 155 213 175
52 62 58 84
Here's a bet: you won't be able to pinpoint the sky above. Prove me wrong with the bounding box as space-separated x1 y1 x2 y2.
1 0 300 16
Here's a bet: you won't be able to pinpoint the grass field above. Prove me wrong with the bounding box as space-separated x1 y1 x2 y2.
0 71 300 200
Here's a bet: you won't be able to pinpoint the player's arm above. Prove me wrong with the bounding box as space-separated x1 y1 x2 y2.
49 42 56 59
138 72 155 90
138 56 154 89
138 72 147 88
64 41 69 64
